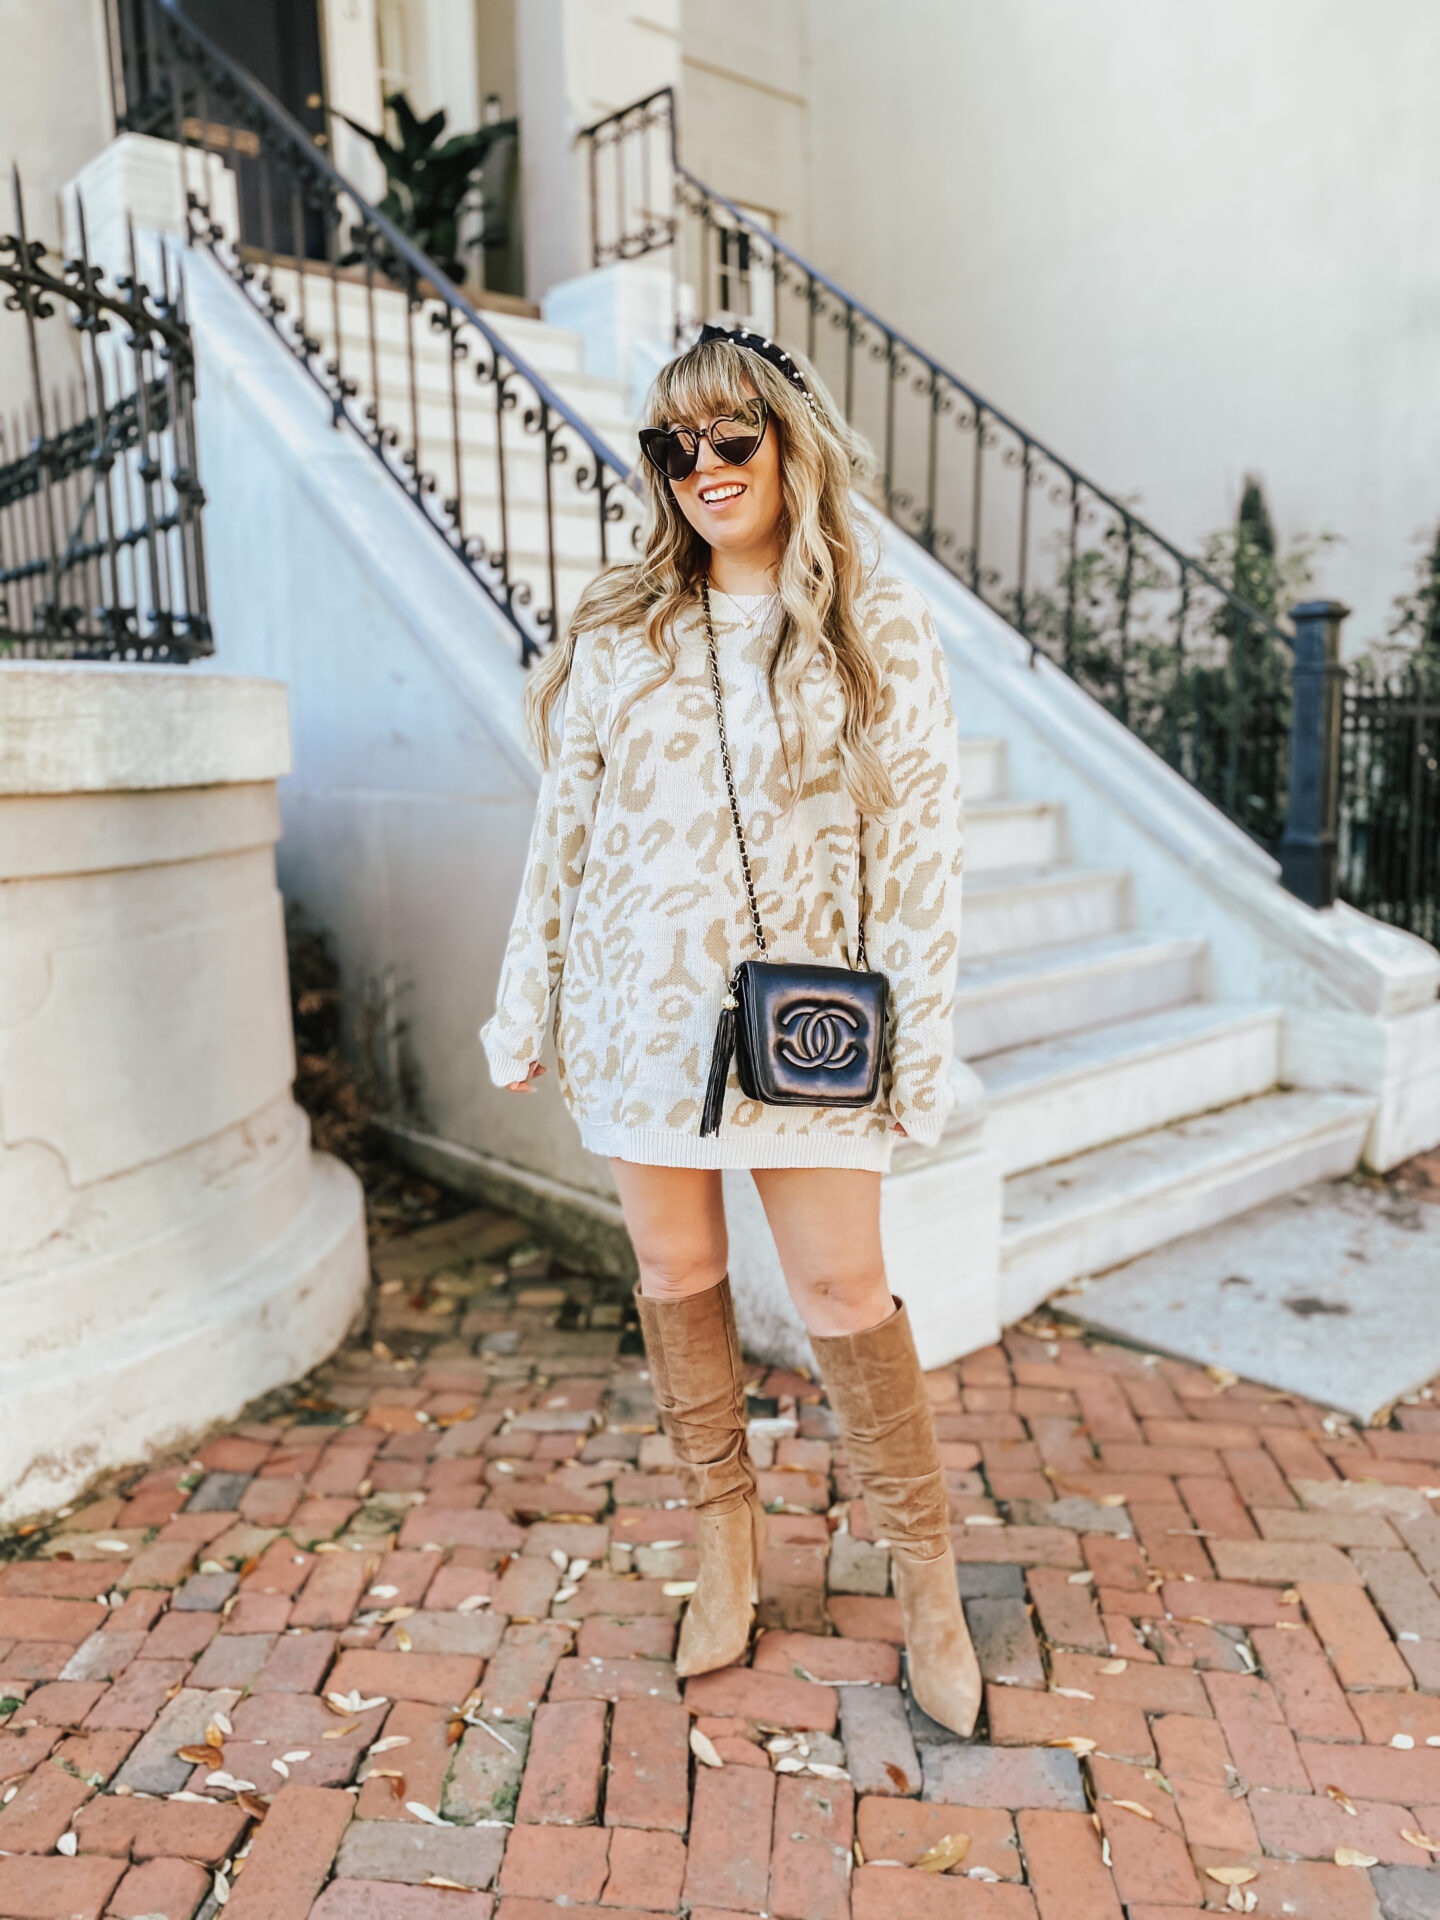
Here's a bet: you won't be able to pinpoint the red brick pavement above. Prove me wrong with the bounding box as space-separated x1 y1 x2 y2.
1 1203 1439 1919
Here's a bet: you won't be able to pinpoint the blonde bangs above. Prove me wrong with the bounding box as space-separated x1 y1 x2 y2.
646 341 758 430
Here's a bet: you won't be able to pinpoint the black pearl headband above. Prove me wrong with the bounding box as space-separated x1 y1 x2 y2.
696 322 818 417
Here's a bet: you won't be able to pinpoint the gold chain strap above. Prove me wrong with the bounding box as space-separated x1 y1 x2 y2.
700 579 868 974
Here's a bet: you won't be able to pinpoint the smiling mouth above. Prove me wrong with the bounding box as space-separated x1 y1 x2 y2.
699 483 746 504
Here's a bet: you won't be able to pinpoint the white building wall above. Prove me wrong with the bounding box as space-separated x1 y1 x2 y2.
805 0 1440 647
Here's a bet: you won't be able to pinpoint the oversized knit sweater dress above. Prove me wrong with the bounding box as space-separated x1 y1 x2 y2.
480 571 964 1172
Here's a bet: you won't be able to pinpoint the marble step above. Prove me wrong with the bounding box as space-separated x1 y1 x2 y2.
963 798 1066 873
973 1001 1282 1176
957 737 1006 803
264 267 588 375
955 930 1206 1059
960 865 1129 960
998 1087 1377 1322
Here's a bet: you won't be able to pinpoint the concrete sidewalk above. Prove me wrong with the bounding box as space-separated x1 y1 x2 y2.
1 1202 1437 1920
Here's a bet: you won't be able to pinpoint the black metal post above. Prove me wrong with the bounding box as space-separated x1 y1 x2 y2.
1280 599 1349 907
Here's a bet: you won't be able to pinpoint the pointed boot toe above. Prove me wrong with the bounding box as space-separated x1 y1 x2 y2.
894 1550 982 1737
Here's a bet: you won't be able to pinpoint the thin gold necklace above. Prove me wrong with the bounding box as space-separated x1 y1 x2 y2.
708 582 779 636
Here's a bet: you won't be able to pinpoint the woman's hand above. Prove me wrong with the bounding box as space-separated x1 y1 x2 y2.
505 1063 547 1092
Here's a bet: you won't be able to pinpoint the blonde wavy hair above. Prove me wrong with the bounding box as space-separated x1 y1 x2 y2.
522 333 899 816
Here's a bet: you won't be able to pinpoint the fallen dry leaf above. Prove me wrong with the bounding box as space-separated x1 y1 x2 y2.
1100 1659 1127 1675
176 1745 220 1766
1325 1784 1359 1817
914 1832 970 1873
395 1629 414 1653
1401 1830 1440 1853
663 1581 698 1598
1043 1736 1097 1755
1111 1799 1154 1821
1334 1847 1378 1868
883 1762 912 1795
1204 1867 1257 1887
423 1878 474 1891
690 1728 723 1769
406 1802 447 1826
322 1723 360 1742
236 1792 270 1820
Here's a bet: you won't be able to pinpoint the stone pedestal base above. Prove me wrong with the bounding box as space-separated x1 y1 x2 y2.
0 665 369 1523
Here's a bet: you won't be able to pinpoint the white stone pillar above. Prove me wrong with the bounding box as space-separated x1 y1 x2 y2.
322 0 387 202
0 665 369 1523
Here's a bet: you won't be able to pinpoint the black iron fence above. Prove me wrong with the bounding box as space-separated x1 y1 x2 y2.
115 0 641 664
0 168 210 660
1339 655 1440 945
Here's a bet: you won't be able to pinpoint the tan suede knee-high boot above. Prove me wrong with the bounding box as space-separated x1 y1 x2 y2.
810 1298 981 1737
634 1276 768 1677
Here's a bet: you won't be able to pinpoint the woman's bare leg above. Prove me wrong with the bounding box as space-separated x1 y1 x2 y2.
608 1161 728 1300
748 1166 892 1335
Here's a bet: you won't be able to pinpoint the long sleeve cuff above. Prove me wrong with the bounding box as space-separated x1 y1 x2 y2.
481 1024 540 1089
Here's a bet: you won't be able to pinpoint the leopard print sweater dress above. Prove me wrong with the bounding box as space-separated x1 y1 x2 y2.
480 571 964 1172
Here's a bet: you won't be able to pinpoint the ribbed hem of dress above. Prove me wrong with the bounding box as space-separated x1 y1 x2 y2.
577 1120 897 1173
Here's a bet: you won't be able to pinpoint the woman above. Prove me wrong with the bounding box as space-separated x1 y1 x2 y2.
480 325 979 1736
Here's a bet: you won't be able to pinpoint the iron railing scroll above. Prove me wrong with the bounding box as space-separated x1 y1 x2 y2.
578 93 1306 862
124 0 642 664
0 167 209 661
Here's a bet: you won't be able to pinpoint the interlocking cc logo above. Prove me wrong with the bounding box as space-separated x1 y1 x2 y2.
776 1001 863 1072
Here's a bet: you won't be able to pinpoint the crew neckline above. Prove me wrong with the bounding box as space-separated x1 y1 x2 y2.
709 586 779 607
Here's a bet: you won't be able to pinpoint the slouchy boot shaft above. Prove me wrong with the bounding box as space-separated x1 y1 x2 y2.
634 1277 766 1676
810 1298 980 1737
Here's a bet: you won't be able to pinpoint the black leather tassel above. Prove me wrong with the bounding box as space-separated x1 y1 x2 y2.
699 990 738 1136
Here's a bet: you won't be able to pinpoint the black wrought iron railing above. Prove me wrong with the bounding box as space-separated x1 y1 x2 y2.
1339 652 1440 945
0 167 209 660
122 0 642 663
580 87 1300 860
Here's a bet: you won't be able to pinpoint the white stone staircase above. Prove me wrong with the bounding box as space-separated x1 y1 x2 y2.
950 735 1374 1320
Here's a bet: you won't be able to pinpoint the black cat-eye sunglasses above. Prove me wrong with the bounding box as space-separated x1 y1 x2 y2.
638 397 769 483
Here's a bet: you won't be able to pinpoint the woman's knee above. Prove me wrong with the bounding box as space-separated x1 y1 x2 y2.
788 1262 893 1335
636 1241 727 1300
631 1215 728 1298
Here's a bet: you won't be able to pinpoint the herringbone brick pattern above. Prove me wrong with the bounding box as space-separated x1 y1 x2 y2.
2 1202 1438 1920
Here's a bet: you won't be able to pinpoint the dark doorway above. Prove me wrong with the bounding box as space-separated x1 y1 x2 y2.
108 0 329 258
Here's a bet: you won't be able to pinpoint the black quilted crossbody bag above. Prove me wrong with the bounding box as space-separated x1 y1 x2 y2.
698 581 889 1136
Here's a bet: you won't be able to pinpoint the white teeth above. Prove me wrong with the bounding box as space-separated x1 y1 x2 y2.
700 484 745 503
